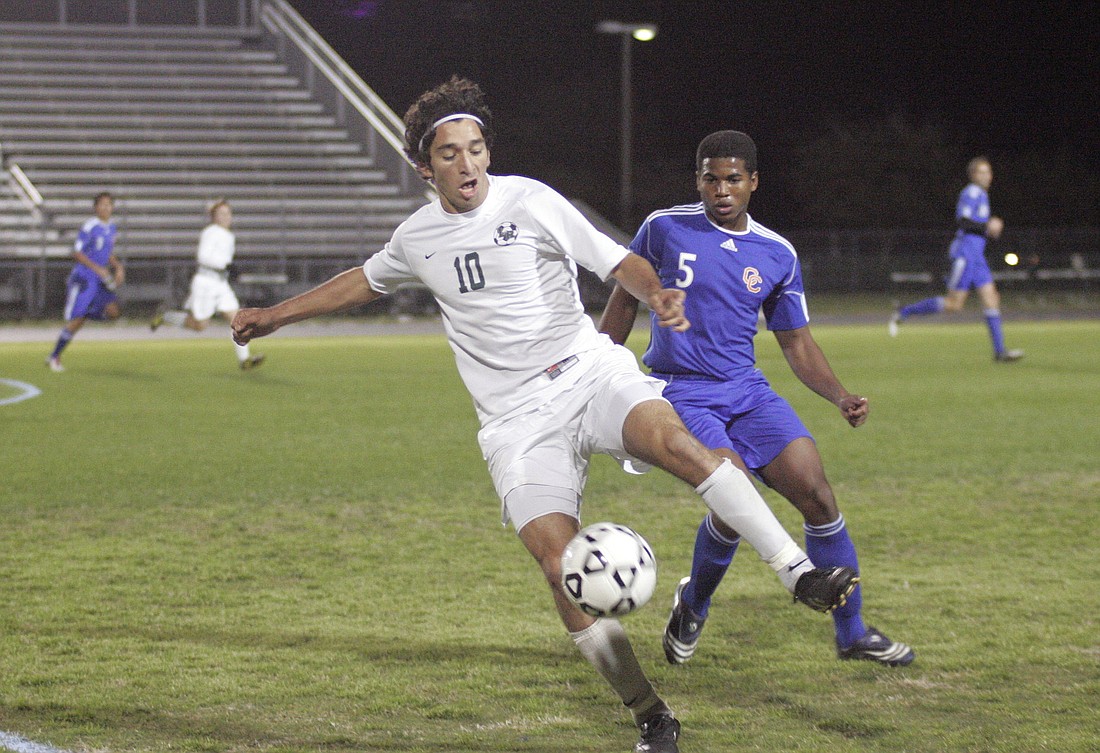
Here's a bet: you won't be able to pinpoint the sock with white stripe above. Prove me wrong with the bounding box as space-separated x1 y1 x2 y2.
805 514 866 647
682 513 740 618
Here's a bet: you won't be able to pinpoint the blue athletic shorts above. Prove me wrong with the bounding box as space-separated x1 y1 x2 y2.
64 273 116 321
661 377 812 473
946 238 993 291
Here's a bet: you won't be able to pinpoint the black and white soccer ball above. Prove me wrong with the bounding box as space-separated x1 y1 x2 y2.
561 522 657 618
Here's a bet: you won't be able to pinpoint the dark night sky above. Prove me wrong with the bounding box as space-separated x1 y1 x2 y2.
289 1 1099 231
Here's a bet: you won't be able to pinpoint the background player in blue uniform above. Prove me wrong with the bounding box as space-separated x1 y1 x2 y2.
889 157 1024 362
47 192 125 372
600 131 914 667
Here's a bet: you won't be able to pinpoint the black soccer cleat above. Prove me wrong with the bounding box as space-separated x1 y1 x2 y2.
793 566 859 613
838 626 915 666
240 353 266 371
635 711 680 753
149 303 166 331
663 576 706 665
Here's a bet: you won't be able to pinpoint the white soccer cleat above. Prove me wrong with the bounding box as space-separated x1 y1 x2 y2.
888 313 901 338
46 356 65 372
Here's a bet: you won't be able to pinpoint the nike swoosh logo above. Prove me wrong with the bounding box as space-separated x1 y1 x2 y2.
787 558 809 572
424 252 437 259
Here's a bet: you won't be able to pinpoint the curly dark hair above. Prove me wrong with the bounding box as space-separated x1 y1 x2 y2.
403 76 494 167
696 130 757 173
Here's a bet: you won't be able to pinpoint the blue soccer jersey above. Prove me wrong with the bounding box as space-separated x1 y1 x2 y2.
951 182 990 257
71 216 118 282
631 203 808 384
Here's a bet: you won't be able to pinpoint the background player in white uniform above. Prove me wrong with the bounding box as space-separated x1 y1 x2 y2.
47 192 125 372
601 131 914 668
232 78 856 753
151 199 264 370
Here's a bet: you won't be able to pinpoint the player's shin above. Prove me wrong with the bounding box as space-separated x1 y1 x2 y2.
695 459 812 592
571 618 666 724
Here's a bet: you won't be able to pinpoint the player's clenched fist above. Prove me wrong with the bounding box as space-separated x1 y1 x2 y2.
838 394 869 428
648 288 690 332
231 307 275 345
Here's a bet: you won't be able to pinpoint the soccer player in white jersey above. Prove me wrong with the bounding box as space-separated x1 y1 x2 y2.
47 192 125 372
232 79 857 753
150 199 264 370
600 131 915 668
889 157 1024 362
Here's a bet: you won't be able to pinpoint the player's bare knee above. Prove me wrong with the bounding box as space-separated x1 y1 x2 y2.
794 485 839 526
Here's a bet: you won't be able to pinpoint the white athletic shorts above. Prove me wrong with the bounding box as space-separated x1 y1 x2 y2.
185 268 240 321
477 340 667 531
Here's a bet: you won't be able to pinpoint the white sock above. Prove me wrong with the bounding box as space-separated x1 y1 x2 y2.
163 310 187 327
570 619 666 724
695 459 813 593
234 341 250 362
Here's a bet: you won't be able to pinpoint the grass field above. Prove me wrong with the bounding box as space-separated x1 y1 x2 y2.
1 318 1098 752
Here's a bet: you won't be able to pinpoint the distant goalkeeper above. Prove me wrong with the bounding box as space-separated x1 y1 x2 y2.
151 199 264 370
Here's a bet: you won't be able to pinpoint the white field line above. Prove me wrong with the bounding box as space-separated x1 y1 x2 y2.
0 379 42 406
0 731 76 753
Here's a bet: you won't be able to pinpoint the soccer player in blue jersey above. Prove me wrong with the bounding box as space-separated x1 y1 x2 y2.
47 192 125 372
889 156 1024 362
599 130 915 667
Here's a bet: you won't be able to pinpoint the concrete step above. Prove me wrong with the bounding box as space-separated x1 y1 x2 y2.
50 212 413 230
24 168 388 184
0 85 313 101
1 240 390 258
0 47 277 63
0 112 337 128
0 127 350 142
2 141 363 156
49 196 424 211
34 183 405 198
0 72 301 88
0 99 326 115
0 59 289 76
0 31 254 50
14 154 375 170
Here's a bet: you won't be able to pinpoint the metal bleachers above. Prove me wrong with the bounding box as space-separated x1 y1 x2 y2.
0 1 429 313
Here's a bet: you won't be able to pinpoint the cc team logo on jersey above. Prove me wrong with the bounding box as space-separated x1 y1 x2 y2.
743 266 763 293
493 222 519 246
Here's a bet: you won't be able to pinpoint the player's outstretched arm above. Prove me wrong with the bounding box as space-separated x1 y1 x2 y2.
609 254 688 332
109 255 125 287
773 326 868 427
597 283 642 345
232 267 382 344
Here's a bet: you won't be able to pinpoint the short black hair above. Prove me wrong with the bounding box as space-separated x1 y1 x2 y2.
967 155 991 180
403 76 494 167
696 131 757 173
93 191 113 205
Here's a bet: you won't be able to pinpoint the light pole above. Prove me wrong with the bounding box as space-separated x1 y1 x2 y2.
596 20 658 228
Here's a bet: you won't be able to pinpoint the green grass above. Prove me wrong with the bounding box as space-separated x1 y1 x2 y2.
1 320 1098 752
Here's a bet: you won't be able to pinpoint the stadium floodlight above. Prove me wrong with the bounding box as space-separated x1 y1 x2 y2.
596 20 659 227
596 20 659 41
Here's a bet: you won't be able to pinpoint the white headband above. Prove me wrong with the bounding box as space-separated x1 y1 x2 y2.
419 113 485 152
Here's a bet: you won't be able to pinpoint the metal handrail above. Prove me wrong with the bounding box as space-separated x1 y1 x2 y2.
260 0 413 173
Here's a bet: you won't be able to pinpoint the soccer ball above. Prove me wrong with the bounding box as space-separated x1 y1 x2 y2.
561 522 657 618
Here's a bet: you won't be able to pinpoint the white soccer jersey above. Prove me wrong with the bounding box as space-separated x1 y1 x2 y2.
364 174 630 424
196 224 235 270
